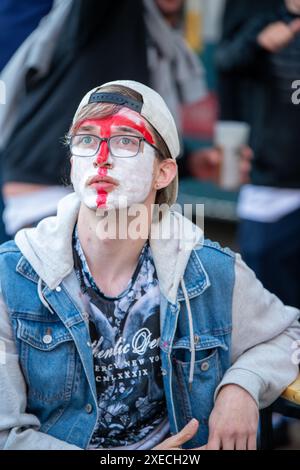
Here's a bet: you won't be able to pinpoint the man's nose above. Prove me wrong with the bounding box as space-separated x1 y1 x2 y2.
94 140 112 167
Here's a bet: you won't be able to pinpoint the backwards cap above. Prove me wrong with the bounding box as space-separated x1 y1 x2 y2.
72 80 180 204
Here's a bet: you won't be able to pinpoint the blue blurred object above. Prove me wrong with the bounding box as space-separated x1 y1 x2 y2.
0 0 53 242
0 0 53 72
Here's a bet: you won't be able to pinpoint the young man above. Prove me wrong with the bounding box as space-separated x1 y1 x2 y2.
0 80 299 450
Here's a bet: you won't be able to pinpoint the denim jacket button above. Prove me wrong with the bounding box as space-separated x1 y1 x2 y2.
201 362 210 372
43 334 52 345
56 286 62 292
85 403 93 414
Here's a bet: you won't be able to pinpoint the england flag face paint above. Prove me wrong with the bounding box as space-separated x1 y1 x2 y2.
71 109 157 210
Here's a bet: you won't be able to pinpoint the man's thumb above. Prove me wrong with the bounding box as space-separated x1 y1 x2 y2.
172 419 199 446
289 18 300 35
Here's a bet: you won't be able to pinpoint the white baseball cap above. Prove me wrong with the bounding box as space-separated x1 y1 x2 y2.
72 80 180 205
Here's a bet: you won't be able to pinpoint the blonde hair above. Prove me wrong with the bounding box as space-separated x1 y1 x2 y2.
70 84 176 205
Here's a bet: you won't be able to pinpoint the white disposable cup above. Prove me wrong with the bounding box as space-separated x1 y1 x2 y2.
214 121 250 190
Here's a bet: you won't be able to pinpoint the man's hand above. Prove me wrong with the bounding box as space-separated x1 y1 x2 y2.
257 19 300 53
203 384 259 450
239 145 253 184
187 146 253 186
153 419 202 450
154 385 258 450
188 148 221 182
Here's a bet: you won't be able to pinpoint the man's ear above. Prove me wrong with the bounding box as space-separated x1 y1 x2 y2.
155 159 177 189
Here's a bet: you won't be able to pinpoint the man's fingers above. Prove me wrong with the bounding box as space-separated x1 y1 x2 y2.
166 419 199 448
240 145 253 161
154 419 199 450
257 21 297 52
247 434 257 450
221 439 235 450
206 436 221 450
289 18 300 35
235 438 248 450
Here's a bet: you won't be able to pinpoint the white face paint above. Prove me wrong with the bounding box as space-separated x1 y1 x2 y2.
71 145 156 210
104 144 156 209
70 111 157 210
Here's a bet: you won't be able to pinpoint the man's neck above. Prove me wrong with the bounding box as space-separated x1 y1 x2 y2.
77 202 152 296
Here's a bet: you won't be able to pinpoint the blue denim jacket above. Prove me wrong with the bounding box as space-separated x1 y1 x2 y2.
0 239 233 449
0 194 299 450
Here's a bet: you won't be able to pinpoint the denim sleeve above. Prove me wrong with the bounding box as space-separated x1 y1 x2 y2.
214 253 300 409
0 291 81 450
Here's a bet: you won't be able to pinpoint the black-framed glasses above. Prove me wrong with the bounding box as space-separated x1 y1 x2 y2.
68 134 163 158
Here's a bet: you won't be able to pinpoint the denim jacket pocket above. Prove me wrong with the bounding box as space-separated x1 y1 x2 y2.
16 318 76 406
171 334 228 447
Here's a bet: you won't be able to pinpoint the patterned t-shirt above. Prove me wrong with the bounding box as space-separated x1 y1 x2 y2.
73 228 168 449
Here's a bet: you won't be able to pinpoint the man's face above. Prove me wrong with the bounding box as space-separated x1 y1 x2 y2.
70 108 157 211
285 0 300 14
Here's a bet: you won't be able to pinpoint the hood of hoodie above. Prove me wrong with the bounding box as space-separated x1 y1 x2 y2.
15 192 203 304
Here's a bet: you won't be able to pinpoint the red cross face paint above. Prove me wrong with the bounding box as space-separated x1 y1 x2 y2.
71 109 157 210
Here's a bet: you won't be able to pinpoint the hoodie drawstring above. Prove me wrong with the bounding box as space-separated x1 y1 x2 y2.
180 278 195 391
37 278 55 314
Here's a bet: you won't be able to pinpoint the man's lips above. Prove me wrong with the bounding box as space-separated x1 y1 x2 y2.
87 175 118 186
87 175 118 193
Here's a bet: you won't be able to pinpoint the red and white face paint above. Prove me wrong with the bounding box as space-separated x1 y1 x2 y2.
71 109 157 210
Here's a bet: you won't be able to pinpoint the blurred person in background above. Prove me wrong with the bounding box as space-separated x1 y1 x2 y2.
216 0 300 310
145 0 207 128
147 0 253 185
216 0 281 133
0 0 149 237
144 0 222 181
0 0 53 243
